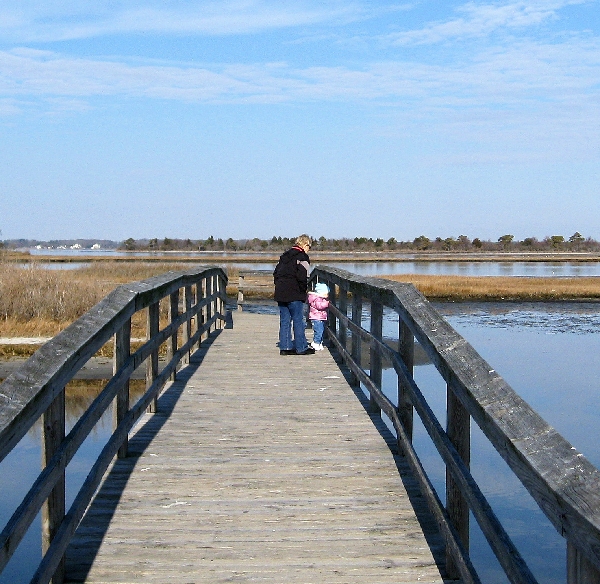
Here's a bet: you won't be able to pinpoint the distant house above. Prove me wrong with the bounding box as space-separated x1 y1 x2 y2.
71 244 82 249
91 243 101 250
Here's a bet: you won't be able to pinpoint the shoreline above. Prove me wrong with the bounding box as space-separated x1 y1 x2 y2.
9 250 600 264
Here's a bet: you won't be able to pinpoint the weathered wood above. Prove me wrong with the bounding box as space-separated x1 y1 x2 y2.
369 299 383 415
328 302 539 584
0 267 228 583
182 285 193 364
312 265 600 577
167 290 179 381
113 319 131 458
42 389 66 584
351 290 362 385
568 542 600 584
146 303 159 413
446 381 471 579
65 312 448 584
398 317 414 445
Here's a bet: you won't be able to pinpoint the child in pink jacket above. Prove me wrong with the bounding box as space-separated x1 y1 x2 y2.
307 283 330 350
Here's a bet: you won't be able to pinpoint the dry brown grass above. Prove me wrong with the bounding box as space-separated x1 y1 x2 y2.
0 261 213 338
385 274 600 301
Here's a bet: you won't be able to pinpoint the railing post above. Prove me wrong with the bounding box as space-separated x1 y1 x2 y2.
237 273 244 311
205 277 213 335
42 389 65 584
213 275 221 330
338 283 348 351
200 278 208 341
146 302 160 413
328 283 337 336
182 285 193 363
446 381 471 579
216 274 225 329
369 299 383 415
568 542 600 584
113 318 131 458
398 317 414 447
351 290 362 386
167 290 179 381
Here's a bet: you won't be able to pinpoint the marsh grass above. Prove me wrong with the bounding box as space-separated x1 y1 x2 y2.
386 274 600 300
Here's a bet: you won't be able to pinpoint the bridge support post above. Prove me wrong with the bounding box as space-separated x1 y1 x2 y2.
167 290 179 381
146 302 160 413
369 299 383 415
446 381 471 580
42 389 66 584
113 318 131 458
398 318 414 450
350 291 362 387
568 542 600 584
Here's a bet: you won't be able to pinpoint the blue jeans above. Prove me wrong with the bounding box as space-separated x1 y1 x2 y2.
311 319 326 344
278 301 308 353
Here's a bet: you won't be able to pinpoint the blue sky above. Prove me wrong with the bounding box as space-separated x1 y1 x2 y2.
0 0 598 242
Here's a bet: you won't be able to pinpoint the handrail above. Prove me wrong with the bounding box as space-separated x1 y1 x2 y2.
310 265 600 584
0 266 228 584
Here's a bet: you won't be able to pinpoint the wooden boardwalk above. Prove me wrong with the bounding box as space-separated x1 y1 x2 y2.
66 311 450 583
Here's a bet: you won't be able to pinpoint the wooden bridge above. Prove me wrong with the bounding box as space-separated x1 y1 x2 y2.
1 266 600 583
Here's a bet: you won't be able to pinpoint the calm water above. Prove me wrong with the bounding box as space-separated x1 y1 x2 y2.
26 248 600 277
1 302 599 582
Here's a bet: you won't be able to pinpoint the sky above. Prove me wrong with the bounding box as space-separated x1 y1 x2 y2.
0 0 599 242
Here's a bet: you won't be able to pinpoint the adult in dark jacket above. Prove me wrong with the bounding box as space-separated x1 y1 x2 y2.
273 234 315 355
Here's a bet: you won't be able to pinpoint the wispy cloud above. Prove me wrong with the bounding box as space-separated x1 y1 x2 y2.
1 35 598 110
387 0 590 45
0 1 366 42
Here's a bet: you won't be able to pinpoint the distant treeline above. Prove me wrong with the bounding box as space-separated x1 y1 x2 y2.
117 232 600 253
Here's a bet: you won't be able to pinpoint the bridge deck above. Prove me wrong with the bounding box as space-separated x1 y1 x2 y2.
66 311 449 583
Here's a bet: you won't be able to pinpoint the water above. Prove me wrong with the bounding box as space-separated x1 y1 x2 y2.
25 248 600 277
1 302 599 582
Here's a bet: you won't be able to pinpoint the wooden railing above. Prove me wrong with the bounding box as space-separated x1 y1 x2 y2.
311 266 600 584
0 267 228 584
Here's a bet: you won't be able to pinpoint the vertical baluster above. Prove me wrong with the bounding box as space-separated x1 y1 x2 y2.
146 302 159 413
369 299 383 415
338 284 348 352
217 274 225 329
237 273 245 311
446 381 471 579
567 542 600 584
328 283 337 337
167 290 179 381
398 317 414 447
351 290 362 386
205 277 213 335
42 388 66 584
200 278 208 341
113 319 131 459
182 285 192 363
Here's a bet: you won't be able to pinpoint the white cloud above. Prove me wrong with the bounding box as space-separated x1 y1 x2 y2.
387 0 591 45
0 1 365 42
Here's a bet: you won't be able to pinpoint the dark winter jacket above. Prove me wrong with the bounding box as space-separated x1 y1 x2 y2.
273 246 311 303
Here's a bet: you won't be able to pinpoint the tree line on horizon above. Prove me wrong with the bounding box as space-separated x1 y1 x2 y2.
116 232 600 253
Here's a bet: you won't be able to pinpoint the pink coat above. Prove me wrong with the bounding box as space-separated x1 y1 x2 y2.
307 292 329 321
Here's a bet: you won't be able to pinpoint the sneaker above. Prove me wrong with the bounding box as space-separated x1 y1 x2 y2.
296 347 316 355
312 343 324 351
280 349 296 355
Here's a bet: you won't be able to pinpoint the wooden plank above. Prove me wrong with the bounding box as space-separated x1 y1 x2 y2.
66 312 449 584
